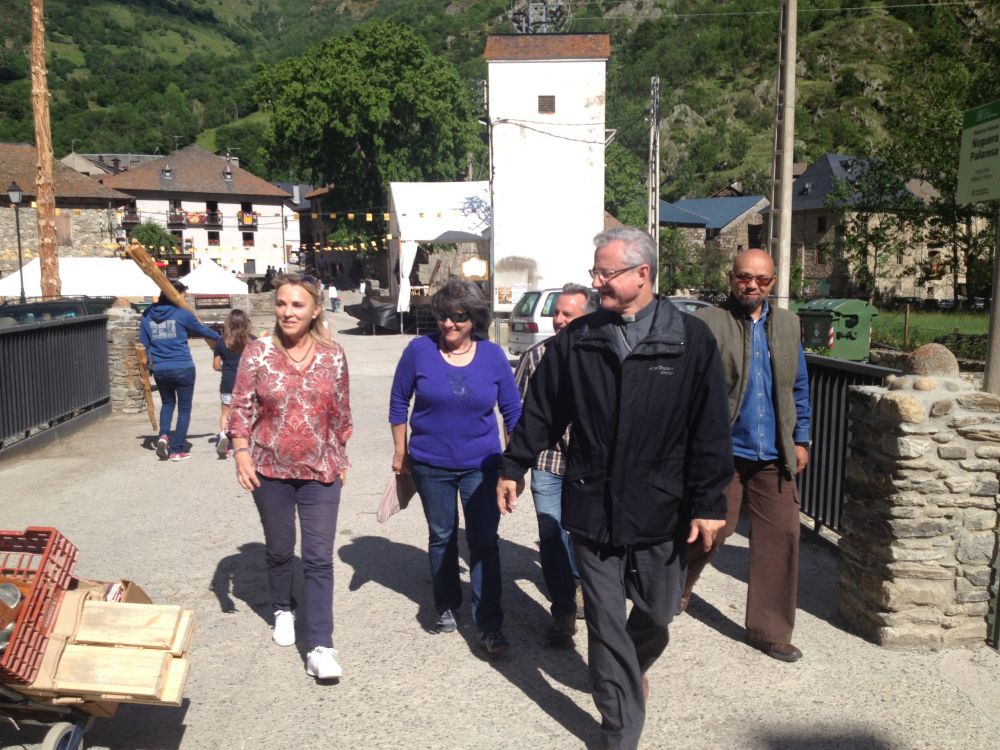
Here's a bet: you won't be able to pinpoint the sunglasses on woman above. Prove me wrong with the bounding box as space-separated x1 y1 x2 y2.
434 310 471 323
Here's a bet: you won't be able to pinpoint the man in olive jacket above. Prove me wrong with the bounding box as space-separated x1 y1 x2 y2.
498 227 733 750
682 248 812 663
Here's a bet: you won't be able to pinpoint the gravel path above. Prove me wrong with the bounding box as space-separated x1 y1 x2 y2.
2 293 999 749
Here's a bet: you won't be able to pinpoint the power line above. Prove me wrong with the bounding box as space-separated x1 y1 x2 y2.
551 0 982 14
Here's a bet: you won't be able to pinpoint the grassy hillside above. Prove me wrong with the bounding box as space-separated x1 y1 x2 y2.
0 1 996 197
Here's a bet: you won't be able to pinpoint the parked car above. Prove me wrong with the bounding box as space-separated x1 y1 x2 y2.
507 288 568 356
508 290 712 356
667 296 712 314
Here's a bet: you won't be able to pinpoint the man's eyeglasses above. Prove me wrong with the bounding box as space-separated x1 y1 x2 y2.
588 263 644 283
733 273 775 286
434 310 471 323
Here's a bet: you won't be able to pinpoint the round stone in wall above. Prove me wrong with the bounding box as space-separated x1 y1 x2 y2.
905 343 959 377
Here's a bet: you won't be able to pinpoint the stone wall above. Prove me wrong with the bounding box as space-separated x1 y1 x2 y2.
106 311 146 415
0 207 118 276
839 344 999 648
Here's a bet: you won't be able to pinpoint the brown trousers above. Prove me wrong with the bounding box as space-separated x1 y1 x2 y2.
684 458 800 643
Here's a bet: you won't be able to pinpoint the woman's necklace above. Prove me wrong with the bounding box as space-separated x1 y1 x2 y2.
442 339 474 358
284 340 314 367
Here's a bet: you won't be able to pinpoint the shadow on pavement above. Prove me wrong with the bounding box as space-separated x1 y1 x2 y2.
339 535 601 747
82 697 190 749
754 728 894 749
209 542 274 624
136 433 215 452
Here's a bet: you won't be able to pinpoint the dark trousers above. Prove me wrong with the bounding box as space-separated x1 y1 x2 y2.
153 366 195 453
252 474 342 649
573 535 682 750
684 458 800 643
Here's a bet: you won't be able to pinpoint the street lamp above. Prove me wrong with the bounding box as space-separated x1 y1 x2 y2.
6 181 25 304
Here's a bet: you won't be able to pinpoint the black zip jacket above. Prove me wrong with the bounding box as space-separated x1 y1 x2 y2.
502 296 734 547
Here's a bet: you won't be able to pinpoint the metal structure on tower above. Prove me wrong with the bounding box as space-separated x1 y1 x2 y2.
510 1 570 34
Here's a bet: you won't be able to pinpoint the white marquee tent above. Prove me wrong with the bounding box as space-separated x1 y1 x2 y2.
180 259 249 294
387 181 491 313
0 257 161 299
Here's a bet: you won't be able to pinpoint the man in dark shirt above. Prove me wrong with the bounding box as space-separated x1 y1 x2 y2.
498 227 732 750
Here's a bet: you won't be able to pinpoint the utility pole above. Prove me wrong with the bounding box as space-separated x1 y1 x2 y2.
768 0 797 309
647 76 661 292
30 0 60 299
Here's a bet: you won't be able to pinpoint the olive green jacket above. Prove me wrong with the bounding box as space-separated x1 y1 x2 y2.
695 295 804 477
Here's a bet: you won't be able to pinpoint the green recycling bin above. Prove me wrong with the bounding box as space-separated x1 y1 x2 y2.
797 299 878 361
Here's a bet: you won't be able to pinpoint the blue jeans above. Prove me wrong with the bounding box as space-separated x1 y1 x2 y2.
531 469 579 617
409 460 503 633
253 475 341 649
153 366 196 453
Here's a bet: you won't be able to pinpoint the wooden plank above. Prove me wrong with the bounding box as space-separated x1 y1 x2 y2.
83 656 189 706
54 644 169 699
123 238 215 350
75 602 182 650
134 344 157 430
168 610 195 657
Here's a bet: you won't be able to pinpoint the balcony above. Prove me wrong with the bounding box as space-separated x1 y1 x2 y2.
205 210 223 227
167 209 187 227
120 210 140 225
236 211 258 230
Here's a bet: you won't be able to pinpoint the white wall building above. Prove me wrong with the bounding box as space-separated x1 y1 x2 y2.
102 145 296 277
485 33 610 311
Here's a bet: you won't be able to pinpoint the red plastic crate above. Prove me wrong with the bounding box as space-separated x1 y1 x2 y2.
0 527 78 685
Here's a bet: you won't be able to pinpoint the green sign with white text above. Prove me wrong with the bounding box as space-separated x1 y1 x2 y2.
958 99 1000 205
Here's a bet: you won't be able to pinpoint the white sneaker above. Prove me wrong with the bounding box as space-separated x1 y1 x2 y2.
305 646 342 679
272 610 295 647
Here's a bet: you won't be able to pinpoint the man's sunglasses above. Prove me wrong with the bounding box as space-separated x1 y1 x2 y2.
434 310 471 323
733 273 775 286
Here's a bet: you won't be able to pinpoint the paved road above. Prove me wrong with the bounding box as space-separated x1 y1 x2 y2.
2 294 1000 749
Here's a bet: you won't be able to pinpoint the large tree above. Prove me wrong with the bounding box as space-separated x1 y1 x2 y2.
255 21 482 209
880 7 1000 302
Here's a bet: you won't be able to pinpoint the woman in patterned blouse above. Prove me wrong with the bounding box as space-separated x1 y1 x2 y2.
228 274 352 681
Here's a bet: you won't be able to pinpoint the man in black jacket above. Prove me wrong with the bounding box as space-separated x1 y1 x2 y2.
498 226 733 750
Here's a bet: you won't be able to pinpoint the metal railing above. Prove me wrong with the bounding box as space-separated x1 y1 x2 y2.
0 315 110 450
797 354 901 534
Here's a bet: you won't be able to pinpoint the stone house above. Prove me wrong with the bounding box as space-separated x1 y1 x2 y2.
790 153 962 301
659 194 769 289
101 145 297 278
0 142 133 278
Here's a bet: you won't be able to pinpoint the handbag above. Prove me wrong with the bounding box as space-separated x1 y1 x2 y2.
376 471 417 523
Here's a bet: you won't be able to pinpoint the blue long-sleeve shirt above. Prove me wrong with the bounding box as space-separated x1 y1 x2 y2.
390 333 521 469
731 302 811 462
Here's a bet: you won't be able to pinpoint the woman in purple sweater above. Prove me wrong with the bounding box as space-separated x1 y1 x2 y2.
390 278 521 657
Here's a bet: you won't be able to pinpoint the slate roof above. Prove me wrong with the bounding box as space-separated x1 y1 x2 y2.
79 153 162 174
102 145 291 199
659 195 768 230
484 34 611 61
792 153 860 210
0 142 133 204
273 181 315 211
792 153 933 210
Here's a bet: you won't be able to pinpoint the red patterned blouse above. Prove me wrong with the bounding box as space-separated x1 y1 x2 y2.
228 336 352 483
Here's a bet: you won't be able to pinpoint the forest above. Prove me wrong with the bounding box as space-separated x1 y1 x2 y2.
0 1 997 222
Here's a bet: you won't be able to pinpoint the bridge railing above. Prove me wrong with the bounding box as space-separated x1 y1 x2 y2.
0 315 110 452
798 354 901 534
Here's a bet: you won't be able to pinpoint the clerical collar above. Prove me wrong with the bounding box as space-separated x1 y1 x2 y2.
618 299 655 325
